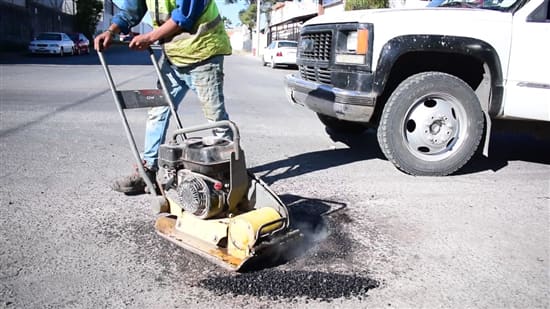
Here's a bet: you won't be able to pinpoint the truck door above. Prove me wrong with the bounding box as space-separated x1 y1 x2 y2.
504 0 550 121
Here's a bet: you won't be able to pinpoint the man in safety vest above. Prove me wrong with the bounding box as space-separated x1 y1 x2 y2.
94 0 233 195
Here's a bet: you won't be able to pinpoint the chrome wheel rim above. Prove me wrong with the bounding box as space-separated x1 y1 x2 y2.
402 93 468 161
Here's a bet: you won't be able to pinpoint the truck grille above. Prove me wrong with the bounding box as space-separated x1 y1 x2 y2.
299 65 331 85
299 31 332 62
298 30 333 85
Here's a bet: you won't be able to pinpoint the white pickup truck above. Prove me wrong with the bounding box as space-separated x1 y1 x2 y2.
284 0 549 176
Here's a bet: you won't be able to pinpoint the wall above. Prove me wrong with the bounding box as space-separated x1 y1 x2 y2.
2 0 25 6
96 0 116 34
324 2 345 14
0 1 74 49
322 0 429 13
227 26 249 52
271 0 318 26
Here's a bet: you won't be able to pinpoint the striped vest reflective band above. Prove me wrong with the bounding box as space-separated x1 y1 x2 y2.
146 0 232 66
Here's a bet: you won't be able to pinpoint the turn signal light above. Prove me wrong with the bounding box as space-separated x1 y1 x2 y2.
356 29 368 55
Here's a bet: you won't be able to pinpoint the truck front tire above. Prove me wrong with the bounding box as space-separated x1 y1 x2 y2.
377 72 484 176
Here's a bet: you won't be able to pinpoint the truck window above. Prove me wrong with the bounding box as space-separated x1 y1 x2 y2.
527 0 550 21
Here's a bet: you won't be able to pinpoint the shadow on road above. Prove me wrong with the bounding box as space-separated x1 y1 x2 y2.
0 45 161 65
458 120 550 175
251 120 549 181
267 64 299 71
249 129 384 185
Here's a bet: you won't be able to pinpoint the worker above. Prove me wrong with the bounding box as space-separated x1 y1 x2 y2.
94 0 233 195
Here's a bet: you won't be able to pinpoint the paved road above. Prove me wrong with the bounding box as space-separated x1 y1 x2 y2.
1 48 549 308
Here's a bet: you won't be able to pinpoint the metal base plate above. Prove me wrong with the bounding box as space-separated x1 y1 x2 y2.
155 216 250 271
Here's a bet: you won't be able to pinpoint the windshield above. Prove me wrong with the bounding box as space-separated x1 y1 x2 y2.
279 41 298 48
432 0 523 11
37 33 62 41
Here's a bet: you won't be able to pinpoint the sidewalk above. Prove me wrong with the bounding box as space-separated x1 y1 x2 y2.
0 50 25 63
232 49 256 58
0 47 260 65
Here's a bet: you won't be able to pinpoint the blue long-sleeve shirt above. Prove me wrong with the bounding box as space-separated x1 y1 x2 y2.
112 0 208 34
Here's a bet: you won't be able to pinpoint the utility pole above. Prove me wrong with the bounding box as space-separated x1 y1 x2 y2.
256 0 261 57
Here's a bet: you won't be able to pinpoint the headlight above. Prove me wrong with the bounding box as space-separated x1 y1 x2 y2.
346 31 358 51
49 44 59 47
336 28 370 65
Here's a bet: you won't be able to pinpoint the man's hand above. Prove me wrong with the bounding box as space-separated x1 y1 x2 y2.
129 19 182 51
129 33 155 51
94 30 115 51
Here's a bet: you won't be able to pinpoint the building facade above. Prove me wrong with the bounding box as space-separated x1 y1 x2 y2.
0 0 152 50
269 0 318 42
96 0 152 36
0 0 76 48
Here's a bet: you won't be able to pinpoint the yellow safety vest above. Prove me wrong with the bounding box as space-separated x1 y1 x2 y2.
146 0 232 66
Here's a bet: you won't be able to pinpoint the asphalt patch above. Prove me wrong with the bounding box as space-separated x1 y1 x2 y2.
197 270 379 301
197 195 379 302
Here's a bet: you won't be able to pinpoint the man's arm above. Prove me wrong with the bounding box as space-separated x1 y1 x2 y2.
128 0 208 50
129 18 183 50
94 0 147 50
112 0 148 34
96 0 210 51
171 0 208 32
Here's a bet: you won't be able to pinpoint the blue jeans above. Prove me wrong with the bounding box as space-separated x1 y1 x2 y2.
142 55 230 169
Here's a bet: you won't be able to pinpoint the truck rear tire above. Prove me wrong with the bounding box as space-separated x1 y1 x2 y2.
317 113 367 134
377 72 484 176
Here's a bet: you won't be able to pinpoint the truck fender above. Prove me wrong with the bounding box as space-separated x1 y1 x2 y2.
373 35 504 156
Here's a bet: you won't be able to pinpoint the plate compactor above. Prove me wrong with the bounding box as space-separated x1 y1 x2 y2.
98 45 299 271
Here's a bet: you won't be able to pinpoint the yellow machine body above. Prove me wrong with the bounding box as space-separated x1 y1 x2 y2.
228 207 282 259
154 179 295 271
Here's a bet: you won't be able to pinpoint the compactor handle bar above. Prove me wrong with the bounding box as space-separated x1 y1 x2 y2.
97 41 184 196
97 41 184 130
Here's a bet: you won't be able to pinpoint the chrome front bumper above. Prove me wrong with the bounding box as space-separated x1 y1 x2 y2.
284 74 376 122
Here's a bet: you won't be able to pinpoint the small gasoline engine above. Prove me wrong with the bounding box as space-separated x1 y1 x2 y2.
158 132 248 219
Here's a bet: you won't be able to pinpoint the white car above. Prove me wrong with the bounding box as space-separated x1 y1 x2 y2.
28 32 75 56
262 40 298 68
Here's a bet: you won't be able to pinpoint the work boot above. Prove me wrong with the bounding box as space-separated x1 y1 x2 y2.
111 163 157 195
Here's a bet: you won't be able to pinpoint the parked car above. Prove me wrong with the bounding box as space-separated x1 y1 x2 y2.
262 40 298 68
28 32 75 56
69 33 90 55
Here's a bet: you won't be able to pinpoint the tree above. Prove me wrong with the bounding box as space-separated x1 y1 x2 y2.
74 0 103 39
237 0 275 38
222 16 233 28
239 3 257 39
345 0 389 10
